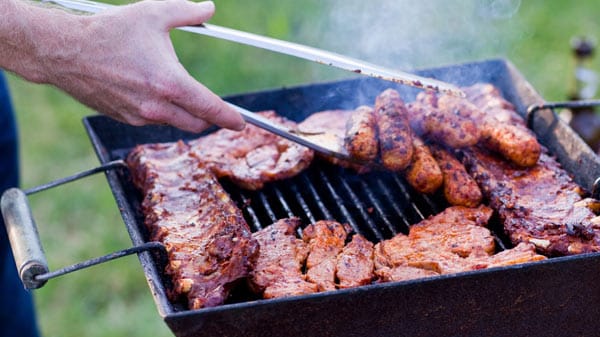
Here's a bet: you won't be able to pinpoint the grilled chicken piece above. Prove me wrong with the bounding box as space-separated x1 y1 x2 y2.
335 234 374 288
344 105 379 162
127 141 258 309
403 136 443 194
302 220 351 291
409 93 480 148
430 145 482 207
463 147 600 256
374 89 414 171
189 110 314 190
249 218 317 299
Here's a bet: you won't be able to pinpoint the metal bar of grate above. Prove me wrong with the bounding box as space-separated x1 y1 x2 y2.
289 181 317 224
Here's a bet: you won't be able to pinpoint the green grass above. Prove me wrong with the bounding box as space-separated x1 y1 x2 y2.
6 1 600 336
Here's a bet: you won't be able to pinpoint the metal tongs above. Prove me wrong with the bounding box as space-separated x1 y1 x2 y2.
43 0 462 165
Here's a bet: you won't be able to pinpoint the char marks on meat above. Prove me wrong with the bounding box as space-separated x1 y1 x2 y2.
127 141 259 309
249 218 317 299
463 147 600 256
189 111 314 190
374 89 414 171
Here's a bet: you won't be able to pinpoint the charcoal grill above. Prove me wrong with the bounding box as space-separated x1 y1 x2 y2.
5 58 600 337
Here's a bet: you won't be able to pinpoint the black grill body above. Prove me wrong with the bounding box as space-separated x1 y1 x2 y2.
84 59 600 337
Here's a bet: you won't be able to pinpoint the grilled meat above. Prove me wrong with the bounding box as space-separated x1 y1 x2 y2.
430 145 482 207
409 92 480 148
374 89 414 171
299 109 371 172
335 234 375 288
302 220 351 291
126 141 258 309
465 85 541 167
189 110 314 190
403 136 443 194
344 105 379 162
374 205 546 282
249 218 317 299
463 147 600 256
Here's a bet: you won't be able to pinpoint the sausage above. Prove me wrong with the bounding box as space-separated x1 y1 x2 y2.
403 136 443 194
431 146 482 207
344 105 379 162
374 89 414 171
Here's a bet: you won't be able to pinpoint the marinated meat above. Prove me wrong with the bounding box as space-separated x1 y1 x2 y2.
126 141 258 309
403 136 443 194
374 205 546 282
430 145 482 207
408 205 495 257
475 242 546 269
410 92 480 148
302 220 351 291
344 105 379 162
374 89 414 171
249 218 317 299
335 234 374 288
189 110 314 190
463 147 600 256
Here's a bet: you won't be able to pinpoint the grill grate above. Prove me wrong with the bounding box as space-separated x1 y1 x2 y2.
225 159 455 243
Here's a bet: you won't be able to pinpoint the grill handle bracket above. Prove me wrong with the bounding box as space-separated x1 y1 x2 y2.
0 160 167 289
528 100 600 199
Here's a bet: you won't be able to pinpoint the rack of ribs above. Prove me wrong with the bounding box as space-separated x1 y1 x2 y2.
127 141 259 309
463 147 600 256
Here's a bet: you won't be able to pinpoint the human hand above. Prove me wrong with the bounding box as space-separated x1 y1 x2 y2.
37 0 245 132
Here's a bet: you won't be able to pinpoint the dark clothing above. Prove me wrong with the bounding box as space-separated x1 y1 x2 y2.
0 71 40 337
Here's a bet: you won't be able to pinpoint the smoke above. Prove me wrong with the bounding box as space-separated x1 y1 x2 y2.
314 0 523 71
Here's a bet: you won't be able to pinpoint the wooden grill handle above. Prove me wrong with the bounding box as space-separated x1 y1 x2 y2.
1 188 49 289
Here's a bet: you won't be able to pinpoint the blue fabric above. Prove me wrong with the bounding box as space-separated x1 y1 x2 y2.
0 71 40 337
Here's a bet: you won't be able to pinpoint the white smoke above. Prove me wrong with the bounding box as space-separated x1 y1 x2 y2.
310 0 523 71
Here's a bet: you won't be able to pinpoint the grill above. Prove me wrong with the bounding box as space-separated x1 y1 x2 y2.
8 58 600 337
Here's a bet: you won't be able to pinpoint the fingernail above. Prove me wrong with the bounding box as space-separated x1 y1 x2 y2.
197 1 215 11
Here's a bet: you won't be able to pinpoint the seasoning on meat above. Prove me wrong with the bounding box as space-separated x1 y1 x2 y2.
463 146 600 256
303 220 351 291
374 89 414 171
430 145 482 207
409 92 480 148
374 205 547 282
403 135 443 194
189 110 314 190
344 105 379 162
335 234 375 288
249 218 317 299
126 141 259 309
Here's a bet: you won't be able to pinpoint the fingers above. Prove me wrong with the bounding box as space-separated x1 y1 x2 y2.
174 75 246 131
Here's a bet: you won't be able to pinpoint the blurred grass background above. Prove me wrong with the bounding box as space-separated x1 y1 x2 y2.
5 1 600 336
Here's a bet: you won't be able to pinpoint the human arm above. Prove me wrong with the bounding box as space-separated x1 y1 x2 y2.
0 0 245 133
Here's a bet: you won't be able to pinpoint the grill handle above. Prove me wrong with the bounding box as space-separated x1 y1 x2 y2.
1 188 49 289
0 160 167 289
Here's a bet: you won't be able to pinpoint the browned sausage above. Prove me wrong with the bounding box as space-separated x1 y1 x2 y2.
374 89 414 171
431 145 482 207
403 136 443 194
344 105 379 162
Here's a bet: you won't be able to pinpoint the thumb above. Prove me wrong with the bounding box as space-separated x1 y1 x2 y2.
162 0 216 28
